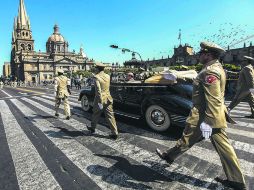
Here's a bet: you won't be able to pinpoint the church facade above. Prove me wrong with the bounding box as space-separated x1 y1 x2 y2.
11 0 94 83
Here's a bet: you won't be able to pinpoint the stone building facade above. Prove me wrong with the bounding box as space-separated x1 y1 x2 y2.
125 42 254 69
3 62 11 77
10 0 94 83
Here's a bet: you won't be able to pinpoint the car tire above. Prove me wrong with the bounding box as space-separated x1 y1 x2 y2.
81 95 91 111
145 105 171 132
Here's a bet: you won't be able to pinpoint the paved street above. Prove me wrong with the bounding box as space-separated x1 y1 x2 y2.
0 86 253 190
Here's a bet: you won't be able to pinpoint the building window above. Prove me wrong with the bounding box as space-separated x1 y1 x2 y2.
43 74 48 80
28 44 32 50
44 65 47 70
21 44 25 50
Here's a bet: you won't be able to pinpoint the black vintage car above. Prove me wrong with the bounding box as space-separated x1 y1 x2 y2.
78 81 193 132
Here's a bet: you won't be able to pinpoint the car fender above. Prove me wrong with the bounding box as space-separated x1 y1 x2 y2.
78 86 95 104
141 95 192 117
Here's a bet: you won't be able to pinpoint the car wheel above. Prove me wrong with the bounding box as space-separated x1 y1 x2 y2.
81 95 91 111
145 105 171 132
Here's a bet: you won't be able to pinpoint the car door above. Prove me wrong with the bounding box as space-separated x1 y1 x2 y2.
110 83 126 109
120 83 144 115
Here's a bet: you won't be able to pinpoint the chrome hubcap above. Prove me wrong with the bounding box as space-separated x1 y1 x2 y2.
151 109 165 125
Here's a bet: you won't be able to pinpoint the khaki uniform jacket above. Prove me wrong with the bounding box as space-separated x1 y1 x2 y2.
186 59 228 128
94 71 113 105
234 64 254 100
54 75 70 98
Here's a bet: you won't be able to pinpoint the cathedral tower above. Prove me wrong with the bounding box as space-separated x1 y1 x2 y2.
11 0 34 78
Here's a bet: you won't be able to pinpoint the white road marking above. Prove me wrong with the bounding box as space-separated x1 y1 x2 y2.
226 128 254 139
0 89 12 97
0 100 61 190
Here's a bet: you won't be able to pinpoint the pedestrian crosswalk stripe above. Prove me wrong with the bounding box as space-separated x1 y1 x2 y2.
230 110 252 115
225 101 249 105
229 121 254 129
0 100 61 190
230 107 252 111
0 89 12 97
21 97 233 189
40 95 80 107
226 128 254 139
12 98 170 190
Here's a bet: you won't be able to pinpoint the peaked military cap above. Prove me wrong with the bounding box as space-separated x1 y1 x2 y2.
243 56 254 61
95 62 106 68
57 69 64 73
200 41 225 53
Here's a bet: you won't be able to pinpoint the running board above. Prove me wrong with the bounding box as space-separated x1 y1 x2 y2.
114 111 141 120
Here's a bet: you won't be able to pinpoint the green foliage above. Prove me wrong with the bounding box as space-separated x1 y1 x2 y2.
223 64 241 71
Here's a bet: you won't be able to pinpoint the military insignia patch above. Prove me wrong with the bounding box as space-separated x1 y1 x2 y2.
205 75 217 84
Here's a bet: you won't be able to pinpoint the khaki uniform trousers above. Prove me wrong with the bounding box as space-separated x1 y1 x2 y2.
229 93 254 116
91 101 118 136
55 96 71 117
166 124 245 185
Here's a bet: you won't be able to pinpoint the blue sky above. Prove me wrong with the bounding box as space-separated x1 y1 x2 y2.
1 0 254 74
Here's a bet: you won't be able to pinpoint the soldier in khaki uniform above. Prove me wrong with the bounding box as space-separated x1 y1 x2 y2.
54 69 71 120
87 63 119 140
156 42 246 190
228 56 254 118
0 81 4 89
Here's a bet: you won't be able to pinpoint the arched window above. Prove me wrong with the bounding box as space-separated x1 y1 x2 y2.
21 44 25 50
22 32 25 36
28 44 32 50
26 32 29 37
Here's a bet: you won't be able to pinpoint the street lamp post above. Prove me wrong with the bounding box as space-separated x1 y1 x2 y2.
110 45 143 62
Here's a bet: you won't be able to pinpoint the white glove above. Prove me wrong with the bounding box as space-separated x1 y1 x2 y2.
200 122 212 139
98 103 103 110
